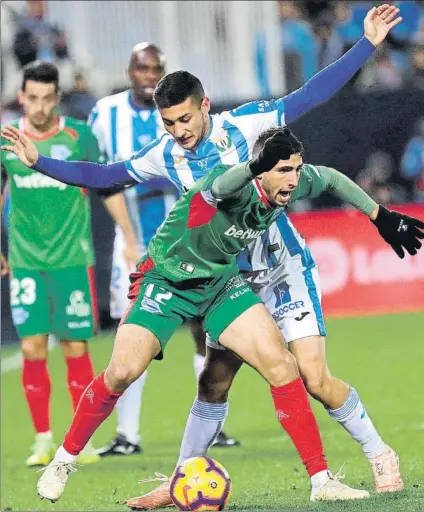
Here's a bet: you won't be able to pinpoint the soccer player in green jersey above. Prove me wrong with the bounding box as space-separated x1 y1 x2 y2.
1 61 138 468
23 126 422 504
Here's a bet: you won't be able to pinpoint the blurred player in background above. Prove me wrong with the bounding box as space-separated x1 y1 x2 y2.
89 42 238 457
0 61 137 467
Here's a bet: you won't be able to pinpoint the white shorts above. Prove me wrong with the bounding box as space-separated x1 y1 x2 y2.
109 227 141 319
206 255 326 350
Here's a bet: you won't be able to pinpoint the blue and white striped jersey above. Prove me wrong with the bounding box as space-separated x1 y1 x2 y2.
123 98 311 272
88 90 180 251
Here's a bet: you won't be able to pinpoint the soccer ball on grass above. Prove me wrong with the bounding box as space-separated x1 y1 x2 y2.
170 456 232 511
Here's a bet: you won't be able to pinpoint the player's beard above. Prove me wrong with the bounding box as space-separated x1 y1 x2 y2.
28 111 55 132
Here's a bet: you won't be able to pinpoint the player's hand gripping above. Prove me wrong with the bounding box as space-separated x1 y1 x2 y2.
372 205 424 258
249 129 293 177
363 4 402 47
1 125 39 167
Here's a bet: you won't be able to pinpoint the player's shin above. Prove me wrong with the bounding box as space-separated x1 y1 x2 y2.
54 371 123 460
271 378 328 477
326 386 385 458
65 352 95 411
22 358 51 434
177 398 228 466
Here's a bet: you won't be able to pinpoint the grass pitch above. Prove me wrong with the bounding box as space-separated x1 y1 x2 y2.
1 312 423 511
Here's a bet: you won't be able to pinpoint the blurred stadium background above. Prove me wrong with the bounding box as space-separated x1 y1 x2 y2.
1 2 423 510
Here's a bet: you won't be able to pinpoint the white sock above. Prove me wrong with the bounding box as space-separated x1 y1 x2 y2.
116 372 147 445
54 445 77 463
327 387 385 459
310 470 330 488
36 430 53 440
177 398 228 466
193 354 206 381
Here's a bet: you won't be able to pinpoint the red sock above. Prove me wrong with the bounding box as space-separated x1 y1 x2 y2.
63 371 122 455
22 358 51 433
66 352 95 411
271 378 328 477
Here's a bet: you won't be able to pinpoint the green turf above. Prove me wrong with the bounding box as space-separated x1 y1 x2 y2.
1 312 423 511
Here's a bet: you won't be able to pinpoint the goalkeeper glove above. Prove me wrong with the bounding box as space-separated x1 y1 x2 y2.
371 205 424 258
249 129 294 177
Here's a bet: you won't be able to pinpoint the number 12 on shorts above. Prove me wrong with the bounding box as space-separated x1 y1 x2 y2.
144 283 173 304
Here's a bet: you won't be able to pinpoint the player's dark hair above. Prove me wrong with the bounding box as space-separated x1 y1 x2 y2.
154 71 205 108
253 127 304 159
21 61 59 92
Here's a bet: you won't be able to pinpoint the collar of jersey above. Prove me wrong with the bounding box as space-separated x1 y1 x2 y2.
127 90 154 114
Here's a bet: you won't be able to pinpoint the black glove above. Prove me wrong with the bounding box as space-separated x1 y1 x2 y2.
249 130 293 176
371 205 424 258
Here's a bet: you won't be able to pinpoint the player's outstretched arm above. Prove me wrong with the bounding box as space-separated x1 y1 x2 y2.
301 165 424 259
283 4 402 124
1 125 136 189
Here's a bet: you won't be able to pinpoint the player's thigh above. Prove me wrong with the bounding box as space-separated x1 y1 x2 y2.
204 277 298 386
9 268 50 338
110 228 132 320
51 265 98 341
121 264 197 359
189 317 207 356
263 258 326 344
289 335 330 391
197 343 243 402
105 323 161 392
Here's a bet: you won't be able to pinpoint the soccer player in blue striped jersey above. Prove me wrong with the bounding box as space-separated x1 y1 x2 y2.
2 4 406 499
88 43 238 455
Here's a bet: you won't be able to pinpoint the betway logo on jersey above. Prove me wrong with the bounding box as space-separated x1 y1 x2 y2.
13 174 67 190
224 225 265 240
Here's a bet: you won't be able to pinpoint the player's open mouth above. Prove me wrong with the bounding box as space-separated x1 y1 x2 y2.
179 136 193 145
278 190 291 200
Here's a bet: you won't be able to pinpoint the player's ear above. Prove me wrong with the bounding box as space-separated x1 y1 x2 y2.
17 89 24 105
55 92 62 106
201 96 211 114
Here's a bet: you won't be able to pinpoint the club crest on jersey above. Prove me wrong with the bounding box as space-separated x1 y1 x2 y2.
50 144 72 161
213 132 232 153
66 291 91 317
140 296 163 315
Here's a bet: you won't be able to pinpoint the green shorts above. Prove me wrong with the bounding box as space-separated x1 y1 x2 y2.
121 257 262 358
9 266 98 340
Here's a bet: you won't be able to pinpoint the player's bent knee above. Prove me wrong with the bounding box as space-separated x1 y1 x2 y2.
104 363 142 393
262 351 299 388
198 373 231 403
21 336 48 360
302 369 331 400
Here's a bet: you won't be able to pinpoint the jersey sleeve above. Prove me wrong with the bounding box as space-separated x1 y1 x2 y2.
201 165 253 210
229 98 285 133
124 137 169 183
291 164 377 215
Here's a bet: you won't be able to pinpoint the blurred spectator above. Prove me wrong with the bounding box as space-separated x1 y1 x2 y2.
313 10 344 69
405 44 424 90
390 1 422 43
401 118 424 202
13 0 62 63
278 1 318 91
1 100 21 125
356 150 408 204
356 45 404 92
333 1 364 50
60 71 98 120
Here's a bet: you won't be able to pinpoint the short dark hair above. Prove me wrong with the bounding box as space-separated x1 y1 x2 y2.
22 61 59 92
154 71 204 109
253 127 304 159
